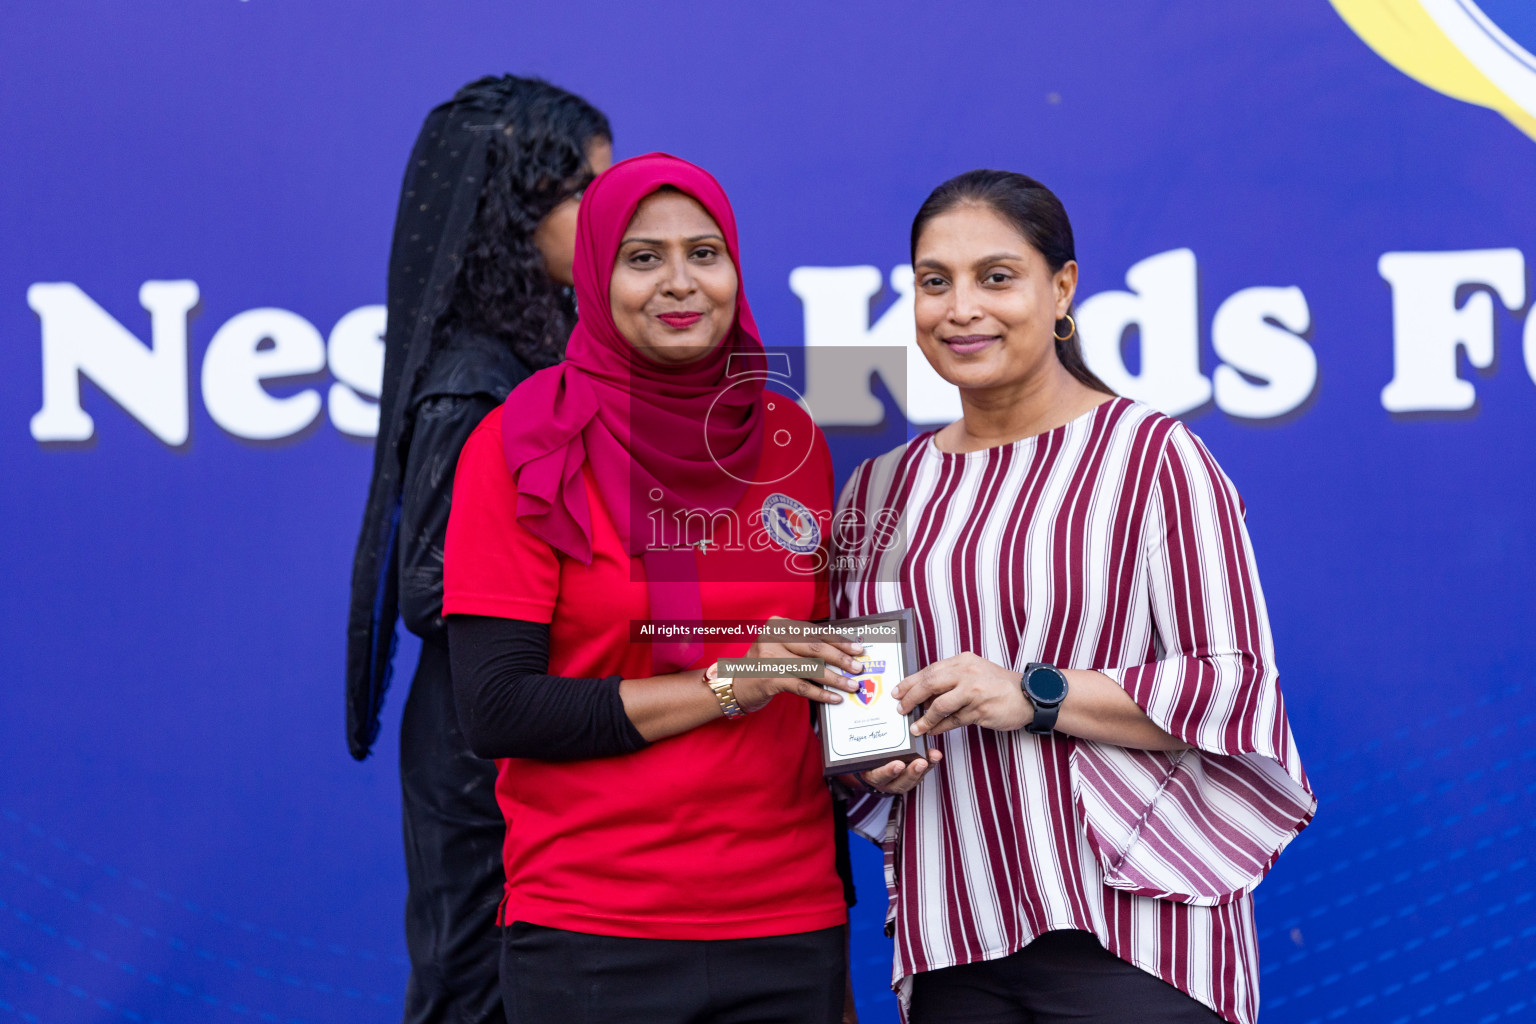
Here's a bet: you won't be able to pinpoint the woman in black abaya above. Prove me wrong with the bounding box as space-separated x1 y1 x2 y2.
345 75 612 1024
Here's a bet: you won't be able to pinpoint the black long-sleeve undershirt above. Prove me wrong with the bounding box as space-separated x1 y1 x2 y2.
447 614 649 762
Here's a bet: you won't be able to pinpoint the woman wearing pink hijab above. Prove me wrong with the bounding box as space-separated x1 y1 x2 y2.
442 154 897 1023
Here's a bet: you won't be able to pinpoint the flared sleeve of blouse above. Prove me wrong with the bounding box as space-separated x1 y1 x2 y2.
1071 423 1316 906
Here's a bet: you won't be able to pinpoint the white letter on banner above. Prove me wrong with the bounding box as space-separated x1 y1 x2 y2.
1077 248 1210 416
29 280 199 445
201 308 326 440
789 265 962 426
327 305 386 437
1378 249 1525 413
1212 286 1316 419
1525 301 1536 389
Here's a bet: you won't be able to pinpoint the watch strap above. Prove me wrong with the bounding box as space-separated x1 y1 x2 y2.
1021 662 1066 735
1024 701 1060 735
707 671 746 720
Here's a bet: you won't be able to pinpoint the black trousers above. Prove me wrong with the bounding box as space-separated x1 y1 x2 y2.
400 639 507 1024
908 930 1226 1024
500 921 846 1024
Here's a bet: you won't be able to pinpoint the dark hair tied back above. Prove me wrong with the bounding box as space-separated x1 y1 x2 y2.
442 75 612 370
910 169 1113 395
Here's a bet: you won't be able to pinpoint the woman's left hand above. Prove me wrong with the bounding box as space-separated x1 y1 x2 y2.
895 652 1031 736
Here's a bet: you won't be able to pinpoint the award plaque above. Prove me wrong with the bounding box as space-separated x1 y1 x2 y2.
817 609 926 776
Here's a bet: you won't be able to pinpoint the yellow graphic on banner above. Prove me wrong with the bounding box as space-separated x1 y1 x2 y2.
1331 0 1536 141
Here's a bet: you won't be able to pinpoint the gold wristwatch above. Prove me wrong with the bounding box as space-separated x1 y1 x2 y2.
704 663 746 720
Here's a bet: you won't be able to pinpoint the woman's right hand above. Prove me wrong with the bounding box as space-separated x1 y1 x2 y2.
856 749 942 794
725 616 866 712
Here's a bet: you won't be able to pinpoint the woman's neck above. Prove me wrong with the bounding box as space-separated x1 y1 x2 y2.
935 360 1112 454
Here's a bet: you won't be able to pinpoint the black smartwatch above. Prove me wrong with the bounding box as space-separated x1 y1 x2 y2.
1021 662 1068 735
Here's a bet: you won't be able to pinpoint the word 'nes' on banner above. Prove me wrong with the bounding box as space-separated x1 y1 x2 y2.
629 619 905 643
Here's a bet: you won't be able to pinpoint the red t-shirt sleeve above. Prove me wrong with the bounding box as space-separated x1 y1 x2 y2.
443 410 559 624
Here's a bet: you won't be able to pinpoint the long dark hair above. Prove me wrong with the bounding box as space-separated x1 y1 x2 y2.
441 75 612 370
910 169 1113 395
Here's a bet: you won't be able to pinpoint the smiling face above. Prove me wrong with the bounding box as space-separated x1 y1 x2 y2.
912 202 1078 394
608 189 739 365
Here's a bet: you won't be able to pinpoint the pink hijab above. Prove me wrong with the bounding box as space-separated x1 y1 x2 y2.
500 153 766 672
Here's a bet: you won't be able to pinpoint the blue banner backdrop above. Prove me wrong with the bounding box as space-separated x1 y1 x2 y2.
2 3 1534 1022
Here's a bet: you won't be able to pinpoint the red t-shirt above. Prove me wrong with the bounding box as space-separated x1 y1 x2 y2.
443 395 846 940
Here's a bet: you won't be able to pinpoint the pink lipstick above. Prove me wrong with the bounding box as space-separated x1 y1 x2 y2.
943 334 998 355
657 312 703 329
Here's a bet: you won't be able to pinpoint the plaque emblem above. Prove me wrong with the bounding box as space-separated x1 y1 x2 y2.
852 660 886 706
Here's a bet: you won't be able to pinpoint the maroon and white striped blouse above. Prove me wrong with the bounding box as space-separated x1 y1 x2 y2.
833 397 1315 1024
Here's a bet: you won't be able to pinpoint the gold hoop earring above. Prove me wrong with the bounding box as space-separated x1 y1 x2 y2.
1053 314 1076 342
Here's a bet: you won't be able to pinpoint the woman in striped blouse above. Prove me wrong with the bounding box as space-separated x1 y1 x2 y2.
834 170 1315 1024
